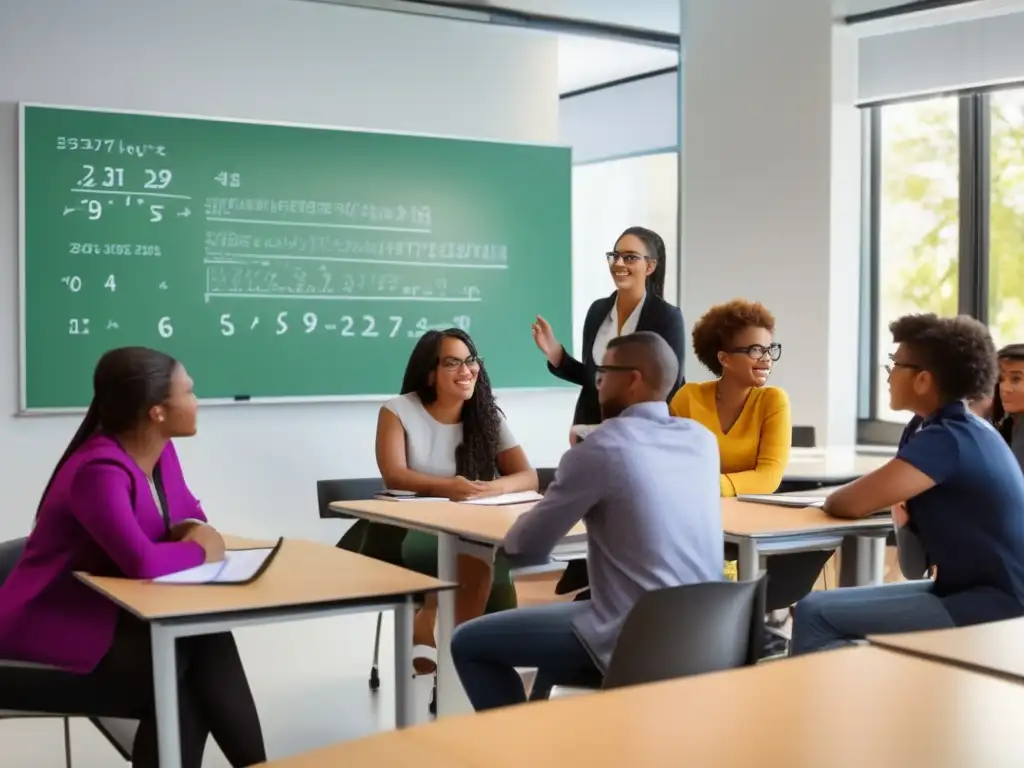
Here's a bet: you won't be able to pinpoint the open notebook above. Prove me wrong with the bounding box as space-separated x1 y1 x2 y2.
153 538 283 585
375 490 543 505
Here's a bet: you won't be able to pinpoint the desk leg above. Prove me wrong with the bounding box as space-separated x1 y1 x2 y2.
151 624 181 768
839 536 886 587
737 539 761 582
434 533 472 718
393 597 415 728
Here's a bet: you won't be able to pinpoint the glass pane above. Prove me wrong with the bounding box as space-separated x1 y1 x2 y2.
875 97 960 422
989 90 1024 352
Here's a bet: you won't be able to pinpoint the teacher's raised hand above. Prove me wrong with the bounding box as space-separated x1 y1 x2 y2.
531 315 564 368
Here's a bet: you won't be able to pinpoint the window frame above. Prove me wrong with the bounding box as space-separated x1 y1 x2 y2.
857 91 993 445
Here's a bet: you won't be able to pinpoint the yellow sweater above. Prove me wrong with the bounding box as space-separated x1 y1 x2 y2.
669 380 792 497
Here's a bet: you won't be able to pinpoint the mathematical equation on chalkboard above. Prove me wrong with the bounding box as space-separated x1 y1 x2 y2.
52 149 509 345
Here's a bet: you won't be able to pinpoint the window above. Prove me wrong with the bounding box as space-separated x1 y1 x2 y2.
989 89 1024 352
870 97 961 425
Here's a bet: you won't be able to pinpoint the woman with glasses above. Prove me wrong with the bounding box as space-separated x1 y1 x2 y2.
669 300 826 652
531 226 685 431
982 343 1024 470
375 328 538 673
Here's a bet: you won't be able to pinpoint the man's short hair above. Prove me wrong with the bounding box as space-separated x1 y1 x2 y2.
889 313 997 402
606 331 679 399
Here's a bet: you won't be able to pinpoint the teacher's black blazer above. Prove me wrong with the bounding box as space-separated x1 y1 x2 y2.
547 291 686 425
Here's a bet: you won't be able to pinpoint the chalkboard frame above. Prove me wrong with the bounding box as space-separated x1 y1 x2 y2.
18 101 574 414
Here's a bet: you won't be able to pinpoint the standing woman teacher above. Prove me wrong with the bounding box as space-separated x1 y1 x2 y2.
532 226 686 429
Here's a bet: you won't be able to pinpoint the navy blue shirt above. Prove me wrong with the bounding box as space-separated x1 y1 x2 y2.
898 401 1024 626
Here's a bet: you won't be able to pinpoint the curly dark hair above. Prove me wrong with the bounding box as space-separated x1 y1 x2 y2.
889 313 997 404
691 299 776 376
399 328 503 481
990 343 1024 439
617 226 667 299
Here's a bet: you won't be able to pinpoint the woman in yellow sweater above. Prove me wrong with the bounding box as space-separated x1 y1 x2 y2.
670 299 833 642
669 299 791 494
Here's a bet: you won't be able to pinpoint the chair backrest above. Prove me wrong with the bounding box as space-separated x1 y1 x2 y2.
792 425 816 448
316 478 385 520
0 539 27 588
601 575 767 691
536 467 557 493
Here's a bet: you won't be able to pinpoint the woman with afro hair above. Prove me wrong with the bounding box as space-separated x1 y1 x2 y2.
670 299 832 647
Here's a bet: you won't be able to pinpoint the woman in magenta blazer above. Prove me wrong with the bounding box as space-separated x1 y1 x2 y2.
0 347 265 768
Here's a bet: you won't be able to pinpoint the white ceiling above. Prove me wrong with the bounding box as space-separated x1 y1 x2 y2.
549 0 985 94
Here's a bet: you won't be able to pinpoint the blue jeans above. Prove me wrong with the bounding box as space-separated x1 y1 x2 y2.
451 602 602 711
791 580 955 655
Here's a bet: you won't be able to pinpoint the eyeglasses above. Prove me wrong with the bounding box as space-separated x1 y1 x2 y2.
729 343 782 361
439 355 481 370
884 357 923 376
605 251 649 265
595 364 639 383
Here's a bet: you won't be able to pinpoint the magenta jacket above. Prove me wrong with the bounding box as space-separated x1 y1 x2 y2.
0 435 207 673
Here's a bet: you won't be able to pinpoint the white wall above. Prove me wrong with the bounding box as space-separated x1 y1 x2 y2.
571 154 679 356
559 71 679 164
0 0 570 541
680 0 860 447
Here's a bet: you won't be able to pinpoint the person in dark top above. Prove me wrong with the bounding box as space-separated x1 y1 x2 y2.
990 343 1024 472
530 226 685 428
791 313 1024 654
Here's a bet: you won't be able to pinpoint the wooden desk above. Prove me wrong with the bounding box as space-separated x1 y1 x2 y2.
869 616 1024 682
262 646 1023 767
78 538 453 768
722 497 892 582
328 498 584 718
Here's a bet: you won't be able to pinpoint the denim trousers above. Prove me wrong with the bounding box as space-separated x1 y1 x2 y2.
451 601 603 711
791 579 954 655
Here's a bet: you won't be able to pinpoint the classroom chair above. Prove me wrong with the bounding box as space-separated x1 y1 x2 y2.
0 538 135 766
536 467 557 492
550 575 767 697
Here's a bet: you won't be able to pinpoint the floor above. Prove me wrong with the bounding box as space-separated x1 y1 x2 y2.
1 571 568 767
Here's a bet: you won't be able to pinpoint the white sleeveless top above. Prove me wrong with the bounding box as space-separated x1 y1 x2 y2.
383 392 518 477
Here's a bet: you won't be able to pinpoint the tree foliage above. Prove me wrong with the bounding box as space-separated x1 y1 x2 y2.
880 95 1024 348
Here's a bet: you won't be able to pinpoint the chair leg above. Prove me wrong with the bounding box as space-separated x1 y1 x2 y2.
429 675 437 716
369 611 382 691
63 717 72 768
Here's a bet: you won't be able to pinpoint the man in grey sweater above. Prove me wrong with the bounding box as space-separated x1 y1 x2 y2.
450 331 724 711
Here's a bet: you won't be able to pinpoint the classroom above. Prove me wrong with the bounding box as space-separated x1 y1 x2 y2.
3 0 1024 765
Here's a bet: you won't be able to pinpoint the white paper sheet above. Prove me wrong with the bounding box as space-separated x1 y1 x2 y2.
153 546 276 584
460 491 544 506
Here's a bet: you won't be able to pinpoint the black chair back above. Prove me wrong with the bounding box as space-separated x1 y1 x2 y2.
601 575 767 691
316 478 406 565
317 478 385 520
792 425 816 448
536 468 557 493
0 538 27 587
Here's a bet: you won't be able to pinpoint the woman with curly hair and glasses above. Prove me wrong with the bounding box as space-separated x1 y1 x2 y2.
375 328 538 673
669 298 791 496
669 300 830 648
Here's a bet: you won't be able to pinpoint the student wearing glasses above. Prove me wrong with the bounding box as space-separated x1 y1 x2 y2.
531 226 685 430
530 226 685 601
668 300 826 640
375 328 538 673
792 314 1024 653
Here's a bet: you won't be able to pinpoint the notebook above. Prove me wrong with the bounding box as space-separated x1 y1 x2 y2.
153 538 283 584
460 491 544 506
737 494 827 508
374 490 447 502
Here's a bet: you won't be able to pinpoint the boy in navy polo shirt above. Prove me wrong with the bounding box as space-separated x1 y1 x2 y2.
792 313 1024 654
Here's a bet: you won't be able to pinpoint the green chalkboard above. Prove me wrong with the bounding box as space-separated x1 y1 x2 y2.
19 104 572 411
